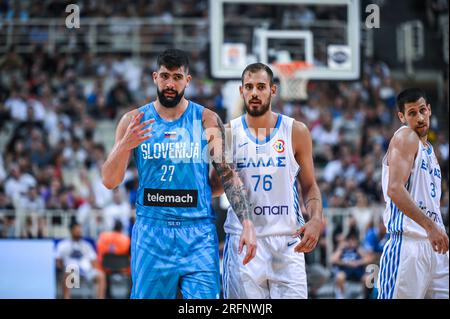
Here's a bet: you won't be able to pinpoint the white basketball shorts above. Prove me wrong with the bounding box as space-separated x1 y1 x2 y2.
378 233 449 299
222 234 307 299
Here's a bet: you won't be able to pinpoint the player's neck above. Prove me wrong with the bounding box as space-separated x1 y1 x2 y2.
245 110 278 137
420 136 429 147
154 98 189 121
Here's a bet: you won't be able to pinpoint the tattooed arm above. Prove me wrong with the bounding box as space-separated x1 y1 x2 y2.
209 122 227 198
203 109 256 265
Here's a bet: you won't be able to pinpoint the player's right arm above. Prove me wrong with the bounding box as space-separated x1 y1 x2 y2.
203 109 256 265
387 128 449 254
102 111 154 189
209 123 229 198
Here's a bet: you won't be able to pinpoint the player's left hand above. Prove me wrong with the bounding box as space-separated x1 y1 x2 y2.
292 218 322 253
239 219 257 265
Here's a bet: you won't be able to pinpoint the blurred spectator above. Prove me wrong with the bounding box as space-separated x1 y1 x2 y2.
349 190 373 234
63 137 88 169
0 187 15 238
124 166 139 208
21 186 45 214
363 217 388 263
4 87 29 122
106 75 134 119
0 46 23 72
96 220 131 274
19 185 46 238
42 178 63 209
76 193 99 237
55 222 106 299
0 154 6 183
311 110 339 147
333 214 360 248
331 233 371 299
30 140 52 168
362 216 388 298
102 188 131 235
86 78 108 119
4 163 36 205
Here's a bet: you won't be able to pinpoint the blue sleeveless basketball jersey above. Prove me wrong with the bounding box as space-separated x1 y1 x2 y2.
133 101 214 221
130 101 220 299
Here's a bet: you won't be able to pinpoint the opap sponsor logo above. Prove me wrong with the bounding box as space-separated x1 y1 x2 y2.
254 205 289 216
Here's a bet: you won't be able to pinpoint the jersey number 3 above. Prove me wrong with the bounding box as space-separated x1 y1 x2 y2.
430 182 436 198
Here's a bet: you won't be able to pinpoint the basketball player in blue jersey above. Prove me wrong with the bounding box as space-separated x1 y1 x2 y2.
211 63 323 298
377 88 448 299
102 49 256 299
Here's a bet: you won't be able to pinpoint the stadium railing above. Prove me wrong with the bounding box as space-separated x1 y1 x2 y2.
0 206 385 266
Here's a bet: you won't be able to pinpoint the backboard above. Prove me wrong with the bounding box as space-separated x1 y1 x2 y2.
210 0 360 80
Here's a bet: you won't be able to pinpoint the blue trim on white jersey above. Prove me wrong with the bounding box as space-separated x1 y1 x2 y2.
387 174 410 234
293 181 305 226
378 233 403 299
426 142 433 155
222 234 229 299
241 113 282 145
388 201 405 233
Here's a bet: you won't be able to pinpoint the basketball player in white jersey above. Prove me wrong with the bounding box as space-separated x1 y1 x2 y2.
377 88 449 299
211 63 323 298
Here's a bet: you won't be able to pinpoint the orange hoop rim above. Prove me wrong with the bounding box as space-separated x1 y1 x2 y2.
272 61 312 78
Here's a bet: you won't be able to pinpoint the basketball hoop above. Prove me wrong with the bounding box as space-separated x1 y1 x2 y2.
272 61 311 101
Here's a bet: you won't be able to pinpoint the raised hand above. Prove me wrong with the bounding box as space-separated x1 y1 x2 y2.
120 112 154 150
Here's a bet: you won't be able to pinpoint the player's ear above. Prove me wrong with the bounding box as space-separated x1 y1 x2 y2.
239 85 244 97
397 111 406 124
152 72 158 84
271 83 277 96
186 74 192 85
427 103 432 116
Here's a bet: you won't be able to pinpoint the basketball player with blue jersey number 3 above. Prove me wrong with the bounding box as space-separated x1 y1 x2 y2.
378 88 449 299
211 63 323 298
102 49 256 299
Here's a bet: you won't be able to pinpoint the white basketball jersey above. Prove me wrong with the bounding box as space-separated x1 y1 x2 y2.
381 126 445 238
224 114 304 237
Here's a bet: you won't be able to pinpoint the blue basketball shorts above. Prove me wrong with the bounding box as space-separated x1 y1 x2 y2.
130 217 220 299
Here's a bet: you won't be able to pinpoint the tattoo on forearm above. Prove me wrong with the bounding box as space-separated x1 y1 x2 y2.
208 114 252 223
305 197 321 208
213 161 252 223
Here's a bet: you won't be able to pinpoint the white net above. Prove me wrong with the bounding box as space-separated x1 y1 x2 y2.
278 76 309 101
273 61 310 101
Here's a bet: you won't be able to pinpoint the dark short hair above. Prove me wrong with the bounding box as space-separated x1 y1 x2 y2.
346 232 358 241
156 49 190 73
113 220 123 232
69 221 80 231
241 63 274 86
396 88 428 113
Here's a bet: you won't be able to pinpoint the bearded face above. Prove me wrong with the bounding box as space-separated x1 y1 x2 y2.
240 70 275 117
153 65 191 108
157 87 185 108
